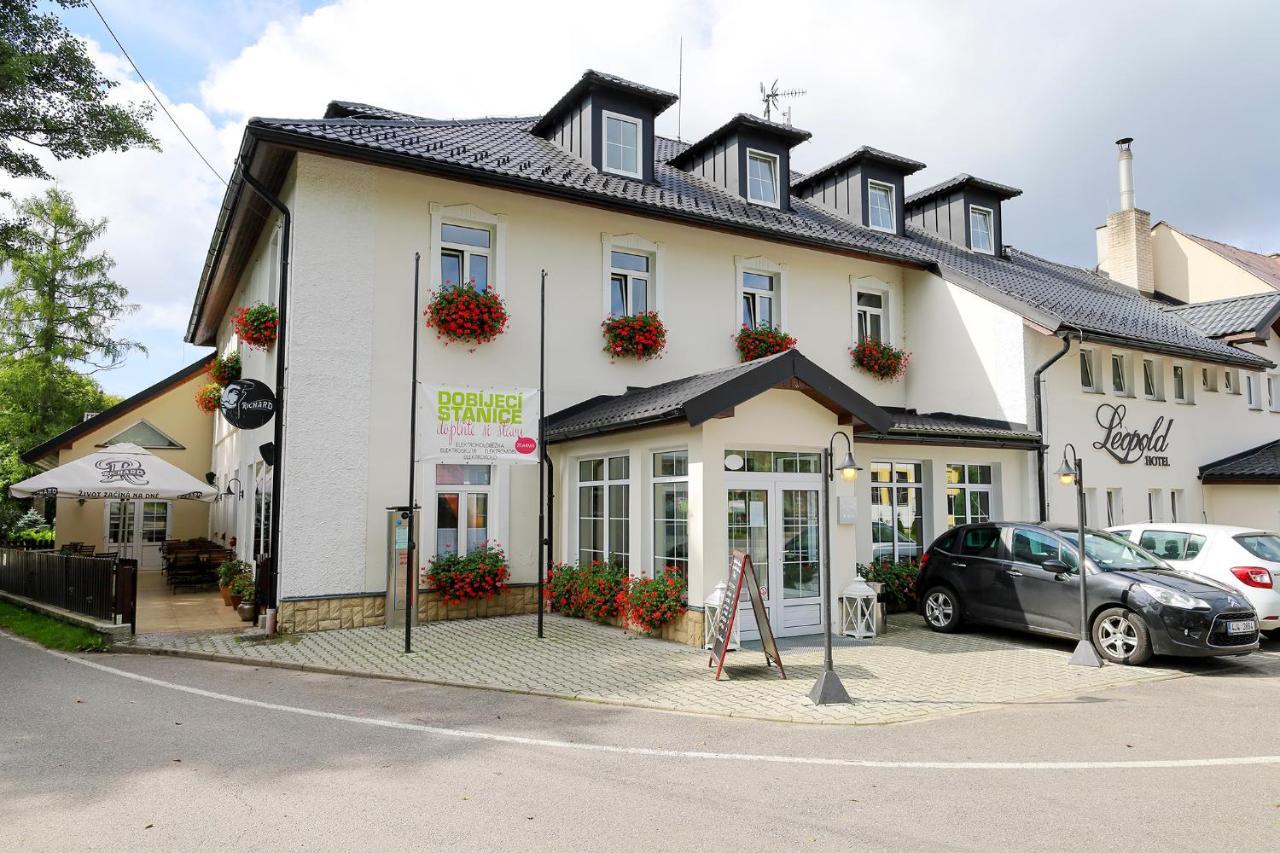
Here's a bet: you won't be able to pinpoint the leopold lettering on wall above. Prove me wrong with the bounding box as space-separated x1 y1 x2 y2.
1093 403 1173 466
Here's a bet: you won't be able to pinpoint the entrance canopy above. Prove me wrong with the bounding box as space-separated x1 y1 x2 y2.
9 443 217 502
547 349 894 443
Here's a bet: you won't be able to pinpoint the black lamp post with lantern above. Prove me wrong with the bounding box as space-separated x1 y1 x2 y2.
1053 443 1104 668
809 429 862 705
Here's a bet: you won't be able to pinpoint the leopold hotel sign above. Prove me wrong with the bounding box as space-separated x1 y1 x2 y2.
1093 403 1173 467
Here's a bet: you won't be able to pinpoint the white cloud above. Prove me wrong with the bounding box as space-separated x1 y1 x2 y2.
28 0 1280 397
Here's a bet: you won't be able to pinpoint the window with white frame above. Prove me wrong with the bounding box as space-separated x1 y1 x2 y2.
602 111 642 179
1111 353 1129 395
1079 348 1099 391
867 180 895 231
1224 369 1239 394
969 206 995 254
946 464 994 528
1269 375 1280 412
440 222 493 291
741 270 777 329
608 250 650 317
1169 489 1183 523
1141 357 1161 399
870 461 924 562
652 450 689 580
746 149 780 207
1201 366 1218 392
253 462 272 559
1172 364 1190 403
856 289 887 344
140 501 170 544
1246 373 1262 409
1147 489 1163 522
578 455 630 567
1105 488 1124 526
434 464 492 557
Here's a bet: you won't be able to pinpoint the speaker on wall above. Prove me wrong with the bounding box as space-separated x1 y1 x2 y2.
259 442 276 467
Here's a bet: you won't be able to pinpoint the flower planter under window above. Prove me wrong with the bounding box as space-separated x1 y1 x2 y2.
735 324 796 363
232 304 279 350
851 338 910 382
424 282 509 346
601 312 666 361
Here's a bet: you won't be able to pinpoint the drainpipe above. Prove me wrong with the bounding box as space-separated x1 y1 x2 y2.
239 159 290 615
1033 331 1073 522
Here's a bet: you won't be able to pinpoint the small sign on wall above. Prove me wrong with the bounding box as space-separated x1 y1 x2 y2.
837 496 857 525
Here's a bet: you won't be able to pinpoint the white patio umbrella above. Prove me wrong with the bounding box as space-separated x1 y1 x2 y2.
9 443 217 502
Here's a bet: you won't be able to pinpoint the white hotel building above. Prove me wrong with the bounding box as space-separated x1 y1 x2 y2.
188 71 1280 641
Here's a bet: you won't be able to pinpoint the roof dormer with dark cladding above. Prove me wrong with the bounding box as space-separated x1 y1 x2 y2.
530 70 678 183
905 174 1021 256
668 113 811 212
792 146 925 237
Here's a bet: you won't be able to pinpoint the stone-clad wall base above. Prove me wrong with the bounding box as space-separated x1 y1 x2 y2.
655 609 704 647
278 595 385 633
417 586 539 623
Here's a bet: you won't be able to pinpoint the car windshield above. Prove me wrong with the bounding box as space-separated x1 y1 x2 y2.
1235 533 1280 562
1059 529 1168 571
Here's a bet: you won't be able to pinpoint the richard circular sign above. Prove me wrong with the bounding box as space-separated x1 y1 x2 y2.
220 378 277 430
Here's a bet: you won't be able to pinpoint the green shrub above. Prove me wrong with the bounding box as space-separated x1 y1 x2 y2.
217 558 252 587
546 560 628 622
859 560 920 611
229 572 255 603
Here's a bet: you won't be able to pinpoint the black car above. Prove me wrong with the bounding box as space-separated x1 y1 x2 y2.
916 522 1260 664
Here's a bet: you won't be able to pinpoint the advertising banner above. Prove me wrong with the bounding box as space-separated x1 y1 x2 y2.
422 385 540 465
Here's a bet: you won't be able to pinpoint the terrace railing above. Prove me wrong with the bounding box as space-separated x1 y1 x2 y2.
0 548 135 630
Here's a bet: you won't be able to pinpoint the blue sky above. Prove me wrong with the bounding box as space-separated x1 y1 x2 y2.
22 0 1280 399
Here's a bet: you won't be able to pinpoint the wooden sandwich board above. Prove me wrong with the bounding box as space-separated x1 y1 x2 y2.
708 549 786 680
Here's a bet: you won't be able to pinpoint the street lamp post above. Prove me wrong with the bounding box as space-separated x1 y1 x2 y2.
1053 443 1104 668
809 430 861 706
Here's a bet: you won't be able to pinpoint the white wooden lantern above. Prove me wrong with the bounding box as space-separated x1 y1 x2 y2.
839 575 878 639
703 580 741 651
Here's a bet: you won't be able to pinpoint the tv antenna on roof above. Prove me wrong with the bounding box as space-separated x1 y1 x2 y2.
761 79 805 123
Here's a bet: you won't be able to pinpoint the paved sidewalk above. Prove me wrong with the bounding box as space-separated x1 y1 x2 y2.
124 613 1276 725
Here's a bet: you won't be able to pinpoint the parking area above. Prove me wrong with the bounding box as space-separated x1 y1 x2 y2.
124 614 1280 725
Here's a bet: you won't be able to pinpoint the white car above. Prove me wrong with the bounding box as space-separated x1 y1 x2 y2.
1106 523 1280 637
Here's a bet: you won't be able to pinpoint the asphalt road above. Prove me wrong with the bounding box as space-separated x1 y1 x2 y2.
2 632 1278 851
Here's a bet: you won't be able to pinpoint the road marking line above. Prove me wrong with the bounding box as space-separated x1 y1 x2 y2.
12 635 1280 771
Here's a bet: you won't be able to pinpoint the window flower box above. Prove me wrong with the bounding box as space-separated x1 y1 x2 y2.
195 383 222 414
424 282 509 347
601 312 666 361
232 304 279 350
851 338 910 382
734 324 796 362
209 351 241 386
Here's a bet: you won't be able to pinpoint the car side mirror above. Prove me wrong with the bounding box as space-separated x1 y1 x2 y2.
1043 558 1072 576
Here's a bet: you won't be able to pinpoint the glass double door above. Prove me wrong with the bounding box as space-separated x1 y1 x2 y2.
104 499 170 569
726 477 823 639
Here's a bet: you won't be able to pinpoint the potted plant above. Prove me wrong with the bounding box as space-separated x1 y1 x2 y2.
230 572 255 618
425 543 510 605
217 559 251 606
601 312 667 361
850 338 911 382
209 351 242 385
232 303 279 350
195 383 222 414
734 324 796 362
423 282 509 347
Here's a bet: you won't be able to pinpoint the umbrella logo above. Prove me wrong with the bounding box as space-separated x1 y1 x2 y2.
96 459 150 486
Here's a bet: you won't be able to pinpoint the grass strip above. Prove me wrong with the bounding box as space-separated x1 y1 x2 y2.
0 599 108 652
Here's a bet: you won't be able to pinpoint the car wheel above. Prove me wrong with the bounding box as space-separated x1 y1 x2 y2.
922 586 963 633
1092 607 1152 665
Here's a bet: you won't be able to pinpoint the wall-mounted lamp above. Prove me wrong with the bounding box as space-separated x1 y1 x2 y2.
224 476 244 500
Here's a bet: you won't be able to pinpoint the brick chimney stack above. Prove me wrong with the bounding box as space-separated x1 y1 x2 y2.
1096 138 1155 296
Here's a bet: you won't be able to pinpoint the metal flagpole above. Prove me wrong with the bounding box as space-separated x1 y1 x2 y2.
537 269 547 639
405 253 422 654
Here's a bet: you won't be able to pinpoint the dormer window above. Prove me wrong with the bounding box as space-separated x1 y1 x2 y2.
746 149 780 207
867 181 895 232
969 206 995 254
603 111 642 179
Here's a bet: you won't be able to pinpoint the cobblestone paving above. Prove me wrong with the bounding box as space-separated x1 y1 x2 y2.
126 615 1278 725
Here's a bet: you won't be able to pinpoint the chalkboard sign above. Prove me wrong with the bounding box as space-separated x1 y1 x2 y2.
708 549 786 681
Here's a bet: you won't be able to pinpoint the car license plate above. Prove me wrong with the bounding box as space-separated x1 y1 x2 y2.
1226 620 1256 635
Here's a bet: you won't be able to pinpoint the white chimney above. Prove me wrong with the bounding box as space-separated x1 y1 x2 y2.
1096 137 1155 296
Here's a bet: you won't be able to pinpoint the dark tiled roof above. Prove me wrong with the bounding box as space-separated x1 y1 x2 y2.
530 69 677 136
1199 440 1280 483
323 101 428 121
866 408 1041 445
213 93 1271 370
546 350 892 442
905 173 1023 206
1175 227 1280 292
792 146 926 194
668 113 812 168
20 354 215 465
1165 292 1280 338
